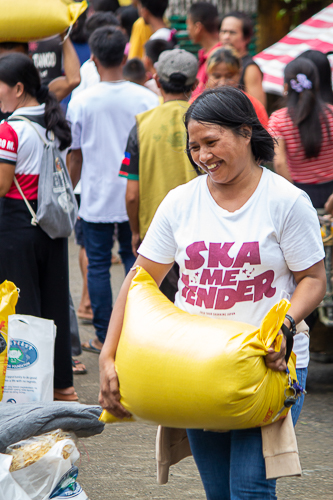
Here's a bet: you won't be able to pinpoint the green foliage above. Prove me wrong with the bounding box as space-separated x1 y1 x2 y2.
277 0 328 30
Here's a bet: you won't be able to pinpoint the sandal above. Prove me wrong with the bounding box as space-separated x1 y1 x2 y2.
81 338 102 354
77 310 93 324
72 358 87 375
54 387 79 402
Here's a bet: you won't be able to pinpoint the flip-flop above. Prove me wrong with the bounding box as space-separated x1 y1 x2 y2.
81 339 102 354
72 358 87 374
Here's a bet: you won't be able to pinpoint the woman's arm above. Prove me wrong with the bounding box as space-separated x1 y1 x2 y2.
273 138 293 183
0 162 15 197
99 255 173 418
243 64 266 108
265 260 326 371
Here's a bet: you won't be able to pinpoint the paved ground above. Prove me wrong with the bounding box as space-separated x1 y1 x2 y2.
68 236 333 500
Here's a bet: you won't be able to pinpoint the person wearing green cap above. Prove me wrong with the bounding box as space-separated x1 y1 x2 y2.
119 48 199 301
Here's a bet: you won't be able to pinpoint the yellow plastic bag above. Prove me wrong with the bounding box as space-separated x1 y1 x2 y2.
0 0 88 42
0 281 18 401
100 267 297 429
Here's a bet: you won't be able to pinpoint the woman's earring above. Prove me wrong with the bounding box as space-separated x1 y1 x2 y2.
283 90 288 96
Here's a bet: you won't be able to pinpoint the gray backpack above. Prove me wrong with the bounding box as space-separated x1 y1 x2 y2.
9 115 78 239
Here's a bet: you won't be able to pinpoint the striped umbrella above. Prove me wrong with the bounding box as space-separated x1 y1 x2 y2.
253 3 333 95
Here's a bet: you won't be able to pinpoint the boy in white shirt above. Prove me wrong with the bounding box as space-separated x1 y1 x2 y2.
67 26 159 353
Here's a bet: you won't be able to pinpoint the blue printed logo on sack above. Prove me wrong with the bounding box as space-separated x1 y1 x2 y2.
7 338 38 369
50 466 88 499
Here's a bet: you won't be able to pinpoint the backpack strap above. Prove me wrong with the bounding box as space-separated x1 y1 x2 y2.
7 115 55 143
8 114 56 227
13 176 38 226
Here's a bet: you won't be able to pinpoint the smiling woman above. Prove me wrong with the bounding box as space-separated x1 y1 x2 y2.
98 86 326 500
185 87 272 210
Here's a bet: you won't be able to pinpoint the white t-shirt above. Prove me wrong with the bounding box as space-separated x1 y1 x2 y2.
71 59 100 98
67 81 159 223
150 28 172 41
138 168 325 368
0 104 65 200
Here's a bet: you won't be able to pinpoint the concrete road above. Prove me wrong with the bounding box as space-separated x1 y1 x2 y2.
68 236 333 500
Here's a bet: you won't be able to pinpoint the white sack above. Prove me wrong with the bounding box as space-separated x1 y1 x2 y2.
3 315 56 403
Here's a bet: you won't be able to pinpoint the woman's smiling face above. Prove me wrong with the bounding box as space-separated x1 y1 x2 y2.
187 119 252 185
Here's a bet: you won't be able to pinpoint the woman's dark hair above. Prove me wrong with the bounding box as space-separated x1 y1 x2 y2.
284 57 332 158
296 50 333 105
89 26 127 67
184 87 274 173
207 47 241 74
159 74 193 95
0 53 71 150
116 6 139 39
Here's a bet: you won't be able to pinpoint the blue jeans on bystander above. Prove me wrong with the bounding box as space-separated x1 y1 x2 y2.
186 367 307 500
81 220 135 344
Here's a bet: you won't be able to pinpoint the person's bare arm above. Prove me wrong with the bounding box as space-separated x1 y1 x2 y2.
265 260 326 371
243 64 266 108
68 148 82 189
48 37 81 102
324 193 333 215
273 138 293 183
126 179 141 256
0 162 15 197
99 255 173 418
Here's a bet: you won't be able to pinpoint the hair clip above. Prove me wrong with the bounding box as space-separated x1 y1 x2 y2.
290 73 312 93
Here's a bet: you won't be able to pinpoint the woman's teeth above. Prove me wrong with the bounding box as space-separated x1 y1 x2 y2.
207 163 218 170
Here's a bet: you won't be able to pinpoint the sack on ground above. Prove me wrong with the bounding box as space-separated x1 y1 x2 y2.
5 430 87 500
0 0 88 42
0 281 19 402
100 266 297 429
3 315 56 404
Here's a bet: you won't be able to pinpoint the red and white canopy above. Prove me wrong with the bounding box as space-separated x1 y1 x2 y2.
253 3 333 95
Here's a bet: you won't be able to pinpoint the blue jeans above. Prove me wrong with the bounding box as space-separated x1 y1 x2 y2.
81 220 135 343
186 367 307 500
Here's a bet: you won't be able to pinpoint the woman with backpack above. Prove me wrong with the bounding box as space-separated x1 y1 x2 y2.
0 53 77 401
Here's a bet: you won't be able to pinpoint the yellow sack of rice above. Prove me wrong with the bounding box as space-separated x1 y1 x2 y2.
0 281 18 401
100 266 297 429
0 0 88 42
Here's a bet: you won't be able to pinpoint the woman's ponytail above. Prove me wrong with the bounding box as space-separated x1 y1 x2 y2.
36 84 49 104
43 90 72 151
284 57 331 158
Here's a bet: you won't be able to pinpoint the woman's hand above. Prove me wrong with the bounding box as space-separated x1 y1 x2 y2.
265 332 287 371
99 357 132 419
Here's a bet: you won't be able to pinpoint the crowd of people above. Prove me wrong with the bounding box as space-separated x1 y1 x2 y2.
0 0 331 498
